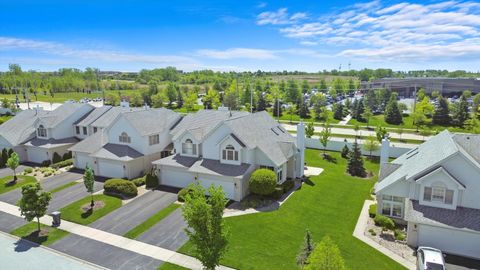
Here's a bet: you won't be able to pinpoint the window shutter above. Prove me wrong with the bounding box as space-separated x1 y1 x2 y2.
222 150 226 159
445 190 454 204
192 144 197 155
424 187 432 201
235 151 238 161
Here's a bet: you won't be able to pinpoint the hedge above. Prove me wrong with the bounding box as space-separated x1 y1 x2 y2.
280 180 295 193
369 204 377 218
51 159 73 169
269 187 284 200
41 160 51 167
52 152 62 164
249 169 277 196
374 215 395 230
145 173 158 189
178 187 194 202
132 177 146 187
104 179 138 197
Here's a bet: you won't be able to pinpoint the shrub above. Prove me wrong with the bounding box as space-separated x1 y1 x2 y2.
280 180 295 193
51 159 73 169
374 215 395 231
132 177 146 187
145 173 158 189
394 229 406 241
249 169 277 196
62 151 72 161
41 160 51 167
269 187 284 200
23 167 33 174
178 187 194 202
369 204 377 218
104 179 138 197
52 152 62 164
368 228 376 236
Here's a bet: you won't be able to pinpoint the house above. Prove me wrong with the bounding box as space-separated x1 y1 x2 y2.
74 105 113 139
69 108 181 179
152 110 305 201
24 103 95 164
375 130 480 259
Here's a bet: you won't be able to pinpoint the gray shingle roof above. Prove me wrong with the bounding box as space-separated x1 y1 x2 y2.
90 106 135 128
121 108 181 136
90 143 143 161
405 200 480 232
38 103 94 128
0 109 47 146
75 106 112 126
189 158 253 178
153 154 199 168
24 137 79 149
68 131 105 153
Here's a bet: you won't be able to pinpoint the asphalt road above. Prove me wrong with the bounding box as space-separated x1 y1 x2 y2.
0 165 27 178
0 211 27 233
50 234 162 270
136 208 188 251
90 189 177 235
0 171 83 205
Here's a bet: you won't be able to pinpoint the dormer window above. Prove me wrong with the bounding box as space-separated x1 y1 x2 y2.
37 125 47 137
182 139 196 155
119 132 131 143
222 145 238 161
424 186 453 205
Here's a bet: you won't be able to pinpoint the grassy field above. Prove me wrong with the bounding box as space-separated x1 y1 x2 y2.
164 149 404 270
0 175 37 195
0 89 142 103
270 110 341 124
124 203 180 239
60 194 122 225
10 222 69 246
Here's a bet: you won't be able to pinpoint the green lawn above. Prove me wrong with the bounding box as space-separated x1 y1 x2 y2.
0 175 37 195
60 194 122 225
166 149 404 270
49 181 79 194
272 110 341 124
0 115 13 125
124 203 180 239
0 89 142 103
157 263 189 270
10 222 69 246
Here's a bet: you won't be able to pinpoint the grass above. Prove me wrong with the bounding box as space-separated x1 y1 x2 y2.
60 194 122 225
169 149 404 270
288 130 424 144
157 263 189 270
10 222 69 246
124 203 180 239
49 181 79 194
0 175 37 194
271 110 341 124
0 115 13 125
0 89 142 103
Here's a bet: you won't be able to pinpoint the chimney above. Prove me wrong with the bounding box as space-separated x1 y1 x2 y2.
296 121 305 178
380 138 390 164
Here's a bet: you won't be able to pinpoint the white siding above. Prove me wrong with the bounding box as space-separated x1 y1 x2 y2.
160 168 194 188
97 159 125 178
26 147 49 164
74 152 92 170
442 154 480 209
107 117 144 153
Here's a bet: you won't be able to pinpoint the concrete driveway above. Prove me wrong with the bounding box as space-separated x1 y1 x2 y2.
90 189 177 235
136 208 188 251
0 165 27 178
0 211 27 233
50 234 162 270
0 171 84 205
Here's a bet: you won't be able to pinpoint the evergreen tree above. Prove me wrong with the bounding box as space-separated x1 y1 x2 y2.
286 80 300 103
341 144 350 159
256 92 267 112
354 99 366 121
272 98 282 117
432 96 451 125
384 94 403 125
347 139 366 177
297 229 315 268
298 96 310 119
333 103 344 120
453 95 470 127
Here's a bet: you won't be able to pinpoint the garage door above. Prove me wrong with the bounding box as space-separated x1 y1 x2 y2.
199 176 235 200
74 153 92 170
98 160 125 178
418 224 480 259
161 169 194 188
27 147 49 164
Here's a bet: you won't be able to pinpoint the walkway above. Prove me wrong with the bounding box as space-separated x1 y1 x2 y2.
338 114 352 125
353 200 415 270
0 200 234 270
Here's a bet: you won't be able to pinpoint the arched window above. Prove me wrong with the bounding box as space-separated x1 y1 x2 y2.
222 144 238 161
37 125 47 137
182 139 196 155
119 132 131 143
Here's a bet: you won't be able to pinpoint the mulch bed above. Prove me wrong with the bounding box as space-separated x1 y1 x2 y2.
81 201 105 212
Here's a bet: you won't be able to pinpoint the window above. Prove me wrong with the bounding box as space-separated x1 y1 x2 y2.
37 125 47 137
182 139 196 155
149 134 159 145
75 126 80 134
93 127 98 133
381 195 403 218
277 169 283 182
432 187 445 202
222 145 238 161
424 186 454 205
119 132 131 143
83 126 87 135
161 150 171 158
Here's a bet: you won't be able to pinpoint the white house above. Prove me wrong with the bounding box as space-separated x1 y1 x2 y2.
153 110 305 201
69 108 181 179
375 130 480 259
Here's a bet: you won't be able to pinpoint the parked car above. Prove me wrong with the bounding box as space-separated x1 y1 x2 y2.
417 247 445 270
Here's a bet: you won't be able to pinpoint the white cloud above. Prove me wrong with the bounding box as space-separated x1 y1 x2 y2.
196 48 278 59
256 8 308 25
257 1 480 61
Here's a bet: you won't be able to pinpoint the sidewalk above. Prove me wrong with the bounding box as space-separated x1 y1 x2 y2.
338 114 352 125
353 200 415 270
0 201 234 270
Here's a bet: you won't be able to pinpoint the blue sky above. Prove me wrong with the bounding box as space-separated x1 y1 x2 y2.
1 0 480 72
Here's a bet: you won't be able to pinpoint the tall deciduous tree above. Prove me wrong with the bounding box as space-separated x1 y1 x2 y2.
184 92 197 112
363 135 380 159
182 183 229 270
18 183 52 232
304 236 346 270
347 139 366 177
361 107 373 128
453 94 470 127
305 122 315 138
7 152 19 182
83 165 95 209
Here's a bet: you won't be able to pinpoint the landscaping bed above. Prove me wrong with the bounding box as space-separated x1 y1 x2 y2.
10 222 69 246
59 194 122 225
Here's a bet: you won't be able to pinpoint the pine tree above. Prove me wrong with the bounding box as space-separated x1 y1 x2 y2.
272 98 282 117
341 144 350 159
384 95 403 125
432 96 451 125
453 95 470 127
256 92 267 112
354 99 365 122
297 229 315 267
333 103 344 120
347 139 366 177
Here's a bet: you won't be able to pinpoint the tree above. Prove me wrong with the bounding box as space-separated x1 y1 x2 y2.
416 88 426 102
319 122 331 156
453 94 470 127
304 236 346 270
286 80 300 103
363 135 380 159
353 99 365 121
272 98 283 117
298 96 310 119
432 96 451 125
18 183 52 232
375 125 388 143
384 94 403 125
312 93 327 121
203 90 221 109
341 144 350 159
7 152 19 183
151 92 166 108
83 165 95 209
287 104 296 123
256 92 267 112
182 183 228 270
297 229 315 268
353 124 360 138
333 103 344 120
347 139 366 177
306 122 315 138
473 93 480 115
165 82 178 108
416 96 434 116
411 111 427 132
184 92 197 112
361 107 373 128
